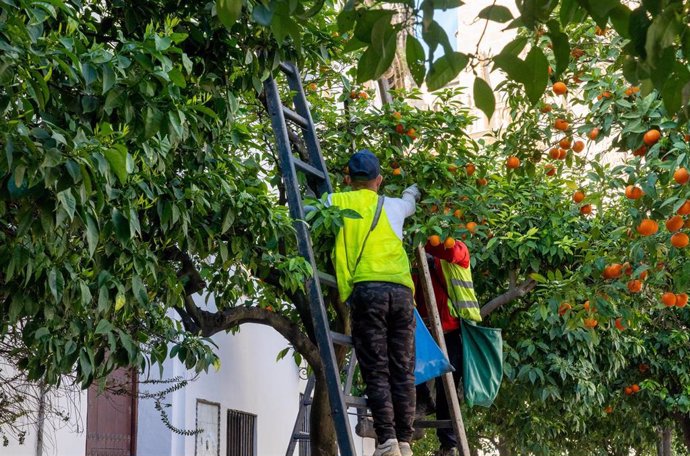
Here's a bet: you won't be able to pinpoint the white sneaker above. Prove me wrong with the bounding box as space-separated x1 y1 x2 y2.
400 441 413 456
373 438 401 456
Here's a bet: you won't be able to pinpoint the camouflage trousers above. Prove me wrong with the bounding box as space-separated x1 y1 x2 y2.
350 281 416 444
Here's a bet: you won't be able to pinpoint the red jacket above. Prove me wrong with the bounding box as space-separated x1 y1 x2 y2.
413 240 470 333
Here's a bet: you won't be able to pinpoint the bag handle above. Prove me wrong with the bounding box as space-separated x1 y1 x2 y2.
353 195 384 271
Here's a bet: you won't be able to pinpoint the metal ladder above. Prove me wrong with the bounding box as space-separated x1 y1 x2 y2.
263 61 357 456
264 62 470 456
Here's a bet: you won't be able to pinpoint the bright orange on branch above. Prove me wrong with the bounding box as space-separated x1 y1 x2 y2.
636 219 658 236
643 129 661 146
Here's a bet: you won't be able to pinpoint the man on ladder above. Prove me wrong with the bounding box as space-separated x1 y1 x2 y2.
328 149 421 456
414 238 482 456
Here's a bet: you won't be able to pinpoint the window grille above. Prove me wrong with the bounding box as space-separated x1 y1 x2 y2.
227 409 256 456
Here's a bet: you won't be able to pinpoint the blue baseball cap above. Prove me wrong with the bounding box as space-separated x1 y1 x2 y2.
348 149 380 181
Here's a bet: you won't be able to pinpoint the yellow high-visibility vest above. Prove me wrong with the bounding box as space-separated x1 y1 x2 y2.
440 259 482 322
331 189 414 302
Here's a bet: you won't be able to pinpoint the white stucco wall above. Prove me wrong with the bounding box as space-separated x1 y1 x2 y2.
1 383 87 456
136 293 373 456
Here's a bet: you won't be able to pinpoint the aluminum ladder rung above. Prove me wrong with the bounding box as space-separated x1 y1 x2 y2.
283 106 309 129
330 331 352 346
344 395 367 407
414 419 452 429
317 270 337 288
292 431 310 440
293 157 326 180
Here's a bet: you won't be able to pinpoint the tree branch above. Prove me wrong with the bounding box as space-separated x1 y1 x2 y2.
481 278 537 318
195 305 323 376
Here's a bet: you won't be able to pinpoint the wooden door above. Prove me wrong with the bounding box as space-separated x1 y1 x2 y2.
85 369 137 456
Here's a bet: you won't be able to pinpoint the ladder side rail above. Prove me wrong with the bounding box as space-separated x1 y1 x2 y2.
415 245 471 456
282 62 333 197
264 75 356 456
285 376 316 456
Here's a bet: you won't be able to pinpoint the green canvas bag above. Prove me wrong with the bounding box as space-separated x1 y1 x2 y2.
461 319 503 407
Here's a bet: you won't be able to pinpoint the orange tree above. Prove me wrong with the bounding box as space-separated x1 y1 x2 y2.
2 0 690 453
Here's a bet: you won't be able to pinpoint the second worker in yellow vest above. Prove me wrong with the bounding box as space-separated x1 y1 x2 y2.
328 149 420 456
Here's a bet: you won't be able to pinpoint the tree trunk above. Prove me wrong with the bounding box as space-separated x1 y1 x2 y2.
677 413 690 452
310 374 337 456
658 426 672 456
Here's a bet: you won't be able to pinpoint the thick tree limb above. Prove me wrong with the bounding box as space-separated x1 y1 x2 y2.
674 412 690 452
481 277 537 318
194 305 323 376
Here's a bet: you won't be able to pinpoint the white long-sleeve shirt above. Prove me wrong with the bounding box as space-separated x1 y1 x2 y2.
326 185 419 239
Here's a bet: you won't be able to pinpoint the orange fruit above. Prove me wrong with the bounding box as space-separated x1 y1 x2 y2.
544 164 556 176
540 103 553 113
583 300 591 311
395 124 405 134
624 387 633 396
639 270 648 280
572 141 585 153
595 26 606 36
453 209 463 218
465 163 476 176
615 317 626 331
307 82 318 91
631 384 640 393
584 317 598 329
627 279 642 293
676 293 688 308
466 221 478 234
604 406 613 414
638 363 650 373
624 87 634 97
678 200 690 215
443 237 456 249
506 156 520 169
549 148 560 159
573 191 585 203
555 118 569 131
588 128 599 140
580 204 592 215
476 178 488 186
625 185 644 200
552 81 567 95
636 219 658 236
671 232 689 248
392 111 402 120
661 292 677 307
632 145 648 156
623 262 633 276
392 168 402 176
558 302 572 316
428 235 441 247
607 263 623 279
666 215 684 232
447 164 458 173
558 148 567 159
643 129 661 146
674 167 689 184
349 90 358 99
406 128 417 139
559 137 572 149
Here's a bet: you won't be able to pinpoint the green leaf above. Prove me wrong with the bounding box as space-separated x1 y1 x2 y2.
354 9 394 44
629 7 651 58
48 268 64 302
104 147 128 184
111 208 131 243
144 107 163 139
57 189 76 221
547 21 570 76
478 4 513 23
168 68 186 88
85 213 99 257
101 65 116 95
522 47 549 105
426 52 468 91
115 291 126 311
662 67 690 115
216 0 242 29
431 0 463 9
252 4 273 25
473 77 495 120
421 20 452 59
95 319 113 335
132 275 148 305
406 36 426 87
